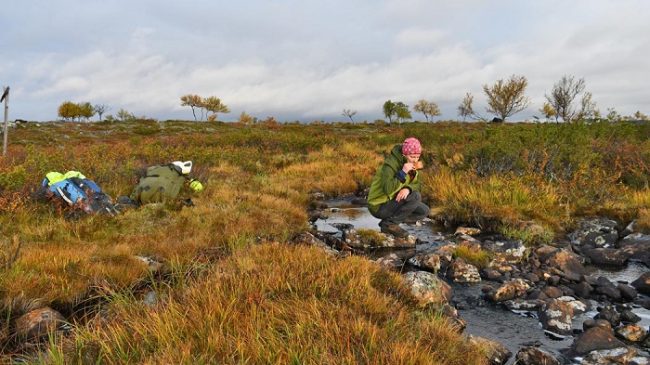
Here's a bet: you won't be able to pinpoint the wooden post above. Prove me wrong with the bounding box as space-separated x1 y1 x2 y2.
1 86 8 156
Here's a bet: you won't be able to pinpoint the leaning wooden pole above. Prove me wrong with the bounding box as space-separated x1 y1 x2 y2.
2 86 9 156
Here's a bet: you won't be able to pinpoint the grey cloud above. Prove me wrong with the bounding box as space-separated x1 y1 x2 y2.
2 0 650 121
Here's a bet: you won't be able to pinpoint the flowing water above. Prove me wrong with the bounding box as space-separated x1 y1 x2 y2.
313 201 650 364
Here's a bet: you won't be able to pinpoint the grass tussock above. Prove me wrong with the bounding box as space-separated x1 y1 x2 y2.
630 189 650 232
274 143 380 198
498 222 555 246
424 167 563 237
47 244 487 365
453 242 492 269
356 229 387 247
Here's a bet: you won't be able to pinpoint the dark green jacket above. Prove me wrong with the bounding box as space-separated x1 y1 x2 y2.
367 144 421 215
130 165 188 204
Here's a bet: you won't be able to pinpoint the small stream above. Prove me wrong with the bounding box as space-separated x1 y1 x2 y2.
313 200 650 364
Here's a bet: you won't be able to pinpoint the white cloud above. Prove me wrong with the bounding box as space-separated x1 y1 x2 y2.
2 0 650 121
394 28 446 49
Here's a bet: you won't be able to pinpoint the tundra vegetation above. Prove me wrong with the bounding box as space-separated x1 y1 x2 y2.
0 119 649 363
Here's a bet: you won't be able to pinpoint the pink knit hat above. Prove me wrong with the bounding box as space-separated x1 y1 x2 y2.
402 137 422 155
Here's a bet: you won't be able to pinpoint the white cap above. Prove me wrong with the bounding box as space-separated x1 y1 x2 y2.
171 161 192 175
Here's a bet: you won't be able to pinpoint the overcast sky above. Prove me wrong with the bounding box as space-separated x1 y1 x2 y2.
1 0 649 122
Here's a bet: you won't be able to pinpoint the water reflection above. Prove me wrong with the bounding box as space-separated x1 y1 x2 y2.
587 261 648 284
314 207 381 232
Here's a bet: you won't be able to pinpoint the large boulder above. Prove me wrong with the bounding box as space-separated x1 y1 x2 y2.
620 308 641 324
535 245 560 261
483 239 527 265
595 305 621 327
618 284 638 301
467 335 512 365
593 276 622 301
568 218 619 248
539 299 574 336
556 296 589 314
615 324 647 343
515 346 560 365
14 307 65 339
542 249 586 282
631 272 650 295
579 347 648 365
569 326 625 356
619 233 650 266
542 286 564 299
583 248 630 267
407 252 441 272
430 243 457 269
402 271 452 306
570 281 595 299
447 259 481 284
488 279 530 302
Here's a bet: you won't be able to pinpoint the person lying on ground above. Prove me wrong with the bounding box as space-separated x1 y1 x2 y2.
120 161 204 207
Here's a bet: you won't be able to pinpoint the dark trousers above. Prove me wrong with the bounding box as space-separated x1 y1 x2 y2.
372 191 429 225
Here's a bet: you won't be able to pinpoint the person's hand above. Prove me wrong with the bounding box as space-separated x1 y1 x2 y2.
189 179 204 192
396 188 410 202
402 162 414 174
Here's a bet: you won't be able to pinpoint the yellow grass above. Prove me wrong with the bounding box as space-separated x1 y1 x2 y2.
630 189 650 231
453 243 492 269
46 244 487 365
423 167 562 241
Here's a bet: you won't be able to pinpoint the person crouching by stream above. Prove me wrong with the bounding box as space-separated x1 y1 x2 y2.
367 137 429 238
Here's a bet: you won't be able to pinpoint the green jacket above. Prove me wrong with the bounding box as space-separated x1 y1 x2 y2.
130 165 188 204
367 144 421 215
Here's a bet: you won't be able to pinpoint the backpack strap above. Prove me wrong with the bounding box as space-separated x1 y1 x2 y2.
54 184 75 205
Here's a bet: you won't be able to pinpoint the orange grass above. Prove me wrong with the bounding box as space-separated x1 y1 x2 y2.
47 244 487 365
0 125 382 310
